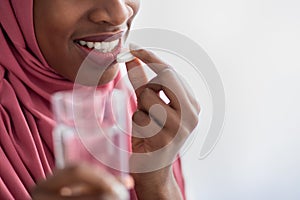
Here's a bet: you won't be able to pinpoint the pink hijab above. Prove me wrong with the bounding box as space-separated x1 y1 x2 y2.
0 0 185 199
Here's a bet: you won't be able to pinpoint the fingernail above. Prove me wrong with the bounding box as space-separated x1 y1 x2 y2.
122 175 134 189
129 43 143 51
113 183 129 200
60 187 73 196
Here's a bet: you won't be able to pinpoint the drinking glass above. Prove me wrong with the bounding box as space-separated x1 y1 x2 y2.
52 88 130 177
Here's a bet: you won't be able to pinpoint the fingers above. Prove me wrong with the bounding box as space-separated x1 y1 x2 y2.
146 69 186 111
125 58 148 97
136 88 178 129
131 110 176 152
32 192 116 200
37 165 116 192
130 48 168 74
32 164 129 200
126 46 200 156
129 48 198 113
176 74 201 114
125 56 189 115
131 109 163 139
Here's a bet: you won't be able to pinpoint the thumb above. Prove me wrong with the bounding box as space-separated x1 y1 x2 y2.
126 58 148 97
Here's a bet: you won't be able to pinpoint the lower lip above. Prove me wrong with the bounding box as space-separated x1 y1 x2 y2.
75 39 122 67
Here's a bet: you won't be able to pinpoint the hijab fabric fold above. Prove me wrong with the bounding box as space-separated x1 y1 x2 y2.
0 1 185 199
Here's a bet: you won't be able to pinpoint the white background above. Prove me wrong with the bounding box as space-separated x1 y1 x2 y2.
133 0 300 199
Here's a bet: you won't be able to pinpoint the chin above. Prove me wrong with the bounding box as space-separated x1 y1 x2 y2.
97 65 119 85
66 61 120 86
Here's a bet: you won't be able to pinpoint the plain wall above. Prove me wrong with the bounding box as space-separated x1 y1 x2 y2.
132 0 300 199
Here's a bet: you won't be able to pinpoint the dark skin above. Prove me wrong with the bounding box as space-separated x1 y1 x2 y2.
32 0 200 199
34 0 138 84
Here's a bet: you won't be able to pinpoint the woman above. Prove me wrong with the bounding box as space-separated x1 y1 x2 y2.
0 0 200 199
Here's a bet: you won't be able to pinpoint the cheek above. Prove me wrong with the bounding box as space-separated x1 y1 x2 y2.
34 1 84 80
35 3 77 49
34 0 83 53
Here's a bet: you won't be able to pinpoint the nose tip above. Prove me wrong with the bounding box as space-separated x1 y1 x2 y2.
88 0 133 26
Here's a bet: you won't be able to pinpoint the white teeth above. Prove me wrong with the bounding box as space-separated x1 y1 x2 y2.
101 42 109 53
78 39 119 53
94 42 101 50
79 40 86 45
108 43 113 52
109 40 119 52
111 40 119 48
87 42 94 48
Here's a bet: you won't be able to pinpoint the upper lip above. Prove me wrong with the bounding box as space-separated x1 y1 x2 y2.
74 31 125 43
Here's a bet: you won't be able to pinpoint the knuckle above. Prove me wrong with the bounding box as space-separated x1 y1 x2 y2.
177 126 190 141
182 111 199 133
196 103 201 114
165 67 175 74
132 110 150 126
132 110 143 120
139 88 150 99
193 100 201 114
183 126 191 137
163 68 176 77
138 88 152 104
132 110 141 121
189 114 199 131
159 68 173 77
67 164 86 177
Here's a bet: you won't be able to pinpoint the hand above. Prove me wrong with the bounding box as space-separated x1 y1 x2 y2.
125 46 200 199
31 164 132 200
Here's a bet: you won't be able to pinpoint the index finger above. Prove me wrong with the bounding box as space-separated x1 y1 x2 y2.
130 48 169 74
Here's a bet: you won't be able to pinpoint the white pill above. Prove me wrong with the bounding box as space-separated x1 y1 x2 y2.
116 51 135 63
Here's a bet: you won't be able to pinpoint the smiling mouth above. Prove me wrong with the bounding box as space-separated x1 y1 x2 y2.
75 39 120 53
74 31 124 54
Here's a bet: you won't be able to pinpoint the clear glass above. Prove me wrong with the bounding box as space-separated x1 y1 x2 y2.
52 88 130 177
